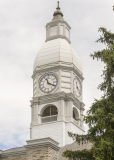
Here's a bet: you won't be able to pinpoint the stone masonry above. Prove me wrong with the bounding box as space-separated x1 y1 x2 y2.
1 147 58 160
0 138 59 160
1 155 26 160
26 147 58 160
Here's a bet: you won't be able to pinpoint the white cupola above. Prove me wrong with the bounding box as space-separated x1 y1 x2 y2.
45 2 71 44
33 2 82 75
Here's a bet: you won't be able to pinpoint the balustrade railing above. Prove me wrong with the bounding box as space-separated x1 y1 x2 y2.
73 118 78 125
73 118 81 126
41 115 57 123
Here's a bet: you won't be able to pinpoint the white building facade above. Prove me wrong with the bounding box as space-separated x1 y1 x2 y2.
30 2 85 147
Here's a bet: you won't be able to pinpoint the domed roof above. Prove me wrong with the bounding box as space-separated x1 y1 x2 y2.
33 38 82 73
53 9 63 17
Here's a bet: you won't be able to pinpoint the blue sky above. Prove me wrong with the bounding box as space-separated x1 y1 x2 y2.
0 0 114 150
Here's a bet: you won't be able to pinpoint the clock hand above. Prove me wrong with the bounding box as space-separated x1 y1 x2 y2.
46 79 55 86
50 83 56 86
48 82 56 86
46 78 50 85
46 78 49 84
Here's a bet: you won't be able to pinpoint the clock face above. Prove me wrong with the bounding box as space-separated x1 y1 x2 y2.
39 73 58 93
74 77 81 97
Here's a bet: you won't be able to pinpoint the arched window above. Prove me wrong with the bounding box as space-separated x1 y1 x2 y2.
73 107 79 120
73 107 80 126
41 105 58 123
73 110 76 120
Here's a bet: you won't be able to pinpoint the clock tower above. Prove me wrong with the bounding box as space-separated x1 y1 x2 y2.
30 2 85 147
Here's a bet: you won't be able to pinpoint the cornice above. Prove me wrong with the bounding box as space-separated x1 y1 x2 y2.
32 64 84 81
30 92 85 111
45 20 71 29
25 137 60 151
45 35 71 44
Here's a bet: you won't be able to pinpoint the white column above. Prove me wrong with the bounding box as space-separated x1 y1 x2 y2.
47 25 50 38
80 109 84 129
38 103 41 124
81 81 83 101
31 103 38 125
71 71 73 93
58 23 60 35
31 106 32 124
31 105 34 122
63 24 66 36
59 69 62 92
66 101 73 121
35 103 38 124
30 128 32 139
58 99 65 121
69 28 70 40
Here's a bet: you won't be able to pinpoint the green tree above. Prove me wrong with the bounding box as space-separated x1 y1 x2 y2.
63 28 114 160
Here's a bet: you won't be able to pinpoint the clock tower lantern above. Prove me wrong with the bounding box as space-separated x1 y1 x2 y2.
30 2 85 147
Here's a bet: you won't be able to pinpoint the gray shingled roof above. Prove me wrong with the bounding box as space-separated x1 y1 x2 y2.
2 147 26 154
59 142 92 160
1 142 92 160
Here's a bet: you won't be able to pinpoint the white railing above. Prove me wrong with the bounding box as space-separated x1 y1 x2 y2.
41 115 57 123
73 119 78 125
73 118 85 130
73 118 80 126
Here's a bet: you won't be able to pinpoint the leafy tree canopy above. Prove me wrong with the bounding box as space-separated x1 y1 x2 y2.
63 28 114 160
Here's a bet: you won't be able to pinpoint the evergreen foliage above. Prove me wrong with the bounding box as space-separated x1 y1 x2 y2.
63 28 114 160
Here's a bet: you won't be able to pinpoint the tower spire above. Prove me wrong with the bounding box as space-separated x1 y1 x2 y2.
53 1 63 17
56 1 60 10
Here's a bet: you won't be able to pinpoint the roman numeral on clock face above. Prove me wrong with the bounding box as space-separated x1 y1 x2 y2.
39 73 58 93
73 77 81 97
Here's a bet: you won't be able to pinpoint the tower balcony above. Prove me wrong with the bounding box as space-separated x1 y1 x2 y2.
41 115 57 123
73 118 81 126
41 115 81 129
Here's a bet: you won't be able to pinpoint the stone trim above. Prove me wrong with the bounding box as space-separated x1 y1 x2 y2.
25 137 60 151
45 20 71 29
30 92 85 111
32 63 83 80
45 35 71 44
30 120 85 132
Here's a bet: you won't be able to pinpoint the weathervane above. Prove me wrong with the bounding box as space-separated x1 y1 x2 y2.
56 1 60 10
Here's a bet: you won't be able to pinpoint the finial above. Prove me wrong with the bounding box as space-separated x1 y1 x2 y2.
53 1 63 17
56 1 60 10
